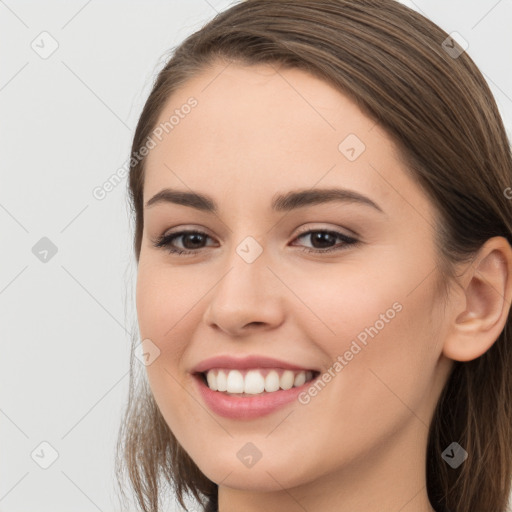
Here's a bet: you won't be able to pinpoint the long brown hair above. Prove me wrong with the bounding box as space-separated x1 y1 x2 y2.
115 1 512 511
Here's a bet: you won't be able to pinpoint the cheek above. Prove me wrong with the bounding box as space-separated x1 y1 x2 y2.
135 259 202 340
135 260 216 428
288 260 406 350
292 257 440 411
295 242 438 355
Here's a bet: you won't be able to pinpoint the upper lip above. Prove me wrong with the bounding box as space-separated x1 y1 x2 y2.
192 355 319 374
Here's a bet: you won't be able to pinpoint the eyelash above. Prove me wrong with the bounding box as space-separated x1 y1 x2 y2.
152 228 360 256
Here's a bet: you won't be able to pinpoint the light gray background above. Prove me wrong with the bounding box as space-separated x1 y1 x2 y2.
1 1 511 511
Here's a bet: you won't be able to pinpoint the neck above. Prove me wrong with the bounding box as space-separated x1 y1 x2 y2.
218 416 436 512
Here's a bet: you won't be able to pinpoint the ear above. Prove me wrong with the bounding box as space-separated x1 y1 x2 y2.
443 236 512 362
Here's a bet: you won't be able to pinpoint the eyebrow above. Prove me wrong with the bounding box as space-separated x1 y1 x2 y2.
145 187 384 214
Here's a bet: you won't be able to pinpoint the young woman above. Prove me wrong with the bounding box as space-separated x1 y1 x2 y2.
115 1 512 511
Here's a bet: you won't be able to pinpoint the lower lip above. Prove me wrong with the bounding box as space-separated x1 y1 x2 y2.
193 373 314 420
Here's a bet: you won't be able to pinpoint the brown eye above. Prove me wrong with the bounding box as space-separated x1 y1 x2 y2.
292 230 359 254
153 230 215 255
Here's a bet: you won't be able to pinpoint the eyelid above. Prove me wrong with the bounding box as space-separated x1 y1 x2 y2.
294 223 359 238
159 225 217 240
158 223 357 243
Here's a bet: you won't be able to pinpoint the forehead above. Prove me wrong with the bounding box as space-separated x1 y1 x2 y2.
142 62 430 221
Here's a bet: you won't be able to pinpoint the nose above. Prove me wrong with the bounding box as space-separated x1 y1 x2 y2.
202 248 285 336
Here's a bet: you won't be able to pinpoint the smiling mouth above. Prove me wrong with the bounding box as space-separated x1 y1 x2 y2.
197 368 320 396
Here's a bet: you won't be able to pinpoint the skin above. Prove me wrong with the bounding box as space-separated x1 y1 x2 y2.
136 61 512 512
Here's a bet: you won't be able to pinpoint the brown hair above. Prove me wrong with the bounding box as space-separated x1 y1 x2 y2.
115 1 512 511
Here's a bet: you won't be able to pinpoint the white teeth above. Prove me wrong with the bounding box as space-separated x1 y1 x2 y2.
280 370 295 390
217 370 227 392
206 371 218 391
226 369 244 393
203 368 313 394
244 370 266 394
264 370 280 392
294 371 306 387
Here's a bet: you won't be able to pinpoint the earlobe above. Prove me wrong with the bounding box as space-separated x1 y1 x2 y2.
442 236 512 362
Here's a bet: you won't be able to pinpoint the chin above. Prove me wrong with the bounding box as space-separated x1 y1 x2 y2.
193 451 316 492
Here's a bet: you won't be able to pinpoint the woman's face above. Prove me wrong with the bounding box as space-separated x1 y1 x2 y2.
136 62 454 492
